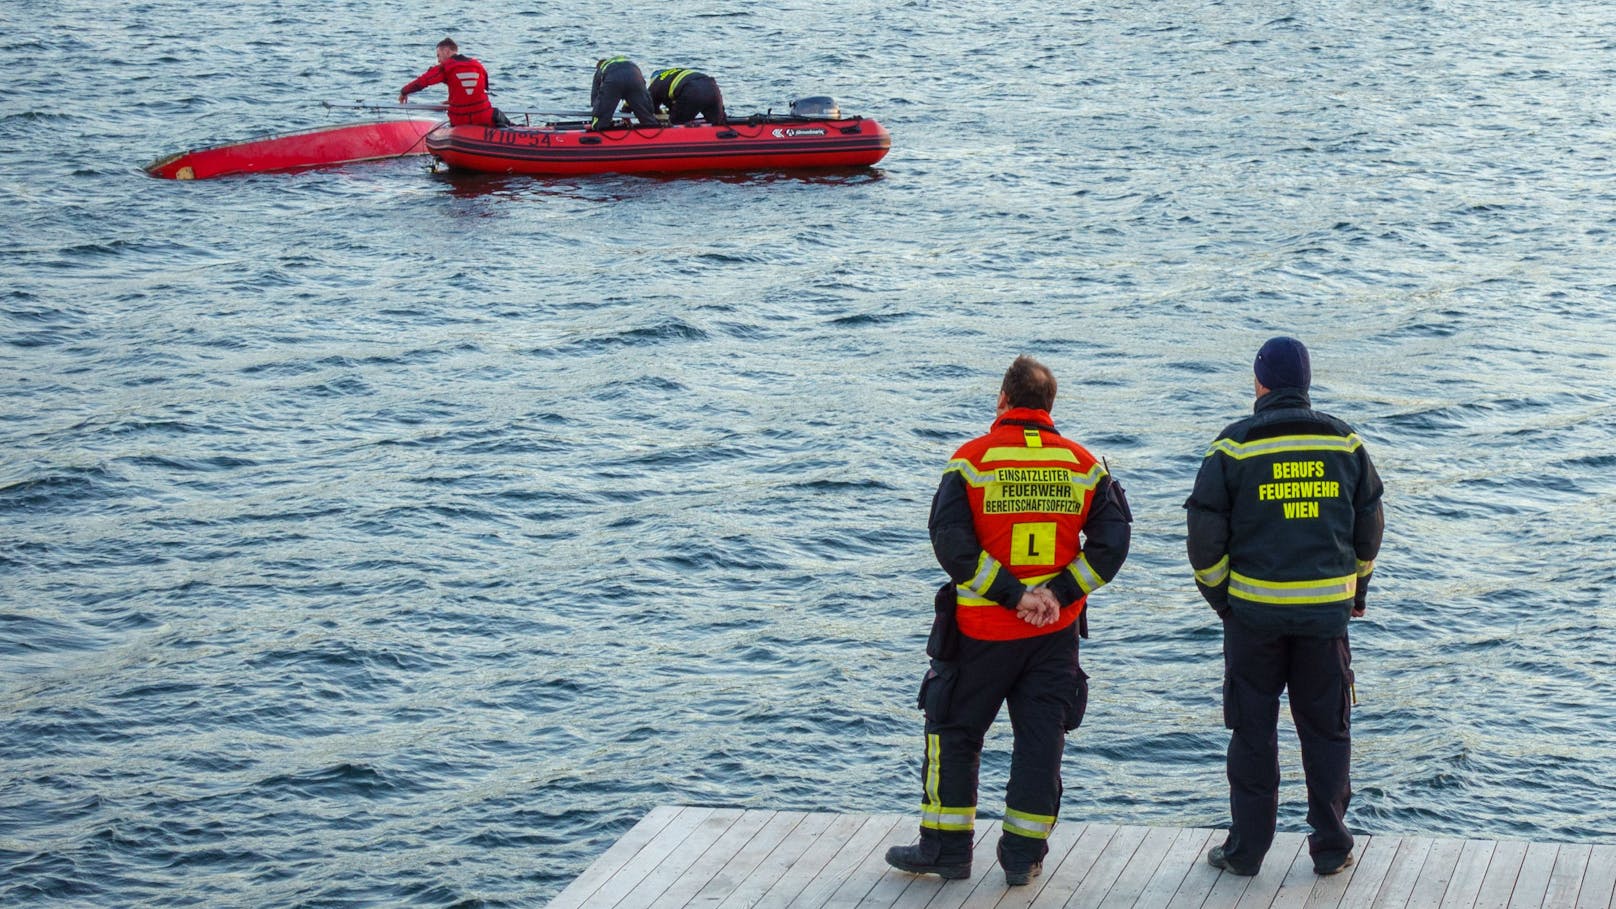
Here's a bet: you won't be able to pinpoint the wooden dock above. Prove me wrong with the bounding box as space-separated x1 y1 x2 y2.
543 806 1616 908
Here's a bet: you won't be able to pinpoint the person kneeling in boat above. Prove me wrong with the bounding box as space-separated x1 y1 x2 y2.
589 56 660 130
399 37 514 128
647 68 727 126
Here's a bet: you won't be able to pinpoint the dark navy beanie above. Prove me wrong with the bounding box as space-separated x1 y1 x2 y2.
1253 336 1311 390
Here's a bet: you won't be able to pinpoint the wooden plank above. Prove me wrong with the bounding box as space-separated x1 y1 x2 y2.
1333 834 1402 909
1064 824 1152 909
1504 842 1559 909
606 806 739 909
712 811 837 909
1539 844 1591 909
679 810 803 904
1130 827 1218 909
1435 834 1493 905
546 805 686 909
1021 818 1124 899
1370 836 1438 908
1232 832 1307 909
859 826 932 908
1166 829 1229 909
935 820 1011 909
824 815 922 907
709 811 827 909
1270 832 1328 909
1305 834 1376 909
648 809 779 908
1095 826 1186 909
752 812 873 909
791 814 906 909
1471 839 1529 909
781 813 905 909
995 821 1098 905
1575 844 1616 909
546 810 1616 909
1437 838 1498 909
1405 836 1466 908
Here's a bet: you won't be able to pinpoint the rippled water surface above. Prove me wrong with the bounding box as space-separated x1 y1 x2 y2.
4 1 1615 905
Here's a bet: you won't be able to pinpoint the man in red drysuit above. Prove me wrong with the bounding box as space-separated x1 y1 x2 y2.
399 37 511 128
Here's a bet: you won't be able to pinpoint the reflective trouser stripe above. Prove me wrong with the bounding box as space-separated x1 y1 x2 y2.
920 805 976 832
920 733 975 831
1003 807 1056 839
924 733 940 807
1228 570 1357 605
1194 555 1230 588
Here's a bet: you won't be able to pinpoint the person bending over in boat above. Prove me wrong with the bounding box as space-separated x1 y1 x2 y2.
647 68 728 126
399 37 513 128
589 56 660 130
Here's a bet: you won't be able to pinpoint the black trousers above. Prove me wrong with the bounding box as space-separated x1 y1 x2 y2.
668 76 726 125
590 63 657 129
1221 614 1354 869
917 622 1086 864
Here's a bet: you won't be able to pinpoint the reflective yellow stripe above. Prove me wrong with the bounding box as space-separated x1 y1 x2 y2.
956 571 1057 607
924 733 941 808
1207 433 1363 460
1003 808 1056 839
920 804 976 832
983 446 1081 464
1356 558 1375 577
1022 428 1043 448
1066 552 1105 594
947 460 1107 494
669 68 694 94
961 551 1003 599
598 55 629 70
921 734 974 832
1228 570 1357 605
1194 555 1230 588
944 458 995 486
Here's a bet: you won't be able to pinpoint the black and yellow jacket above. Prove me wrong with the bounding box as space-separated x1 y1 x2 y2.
1185 387 1384 637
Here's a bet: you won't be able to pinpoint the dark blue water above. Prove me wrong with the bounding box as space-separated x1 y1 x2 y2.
4 1 1615 905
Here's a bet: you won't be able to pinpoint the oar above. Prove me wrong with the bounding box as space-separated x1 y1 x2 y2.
321 100 594 118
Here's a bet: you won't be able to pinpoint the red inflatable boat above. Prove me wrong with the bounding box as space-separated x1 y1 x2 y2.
423 115 891 176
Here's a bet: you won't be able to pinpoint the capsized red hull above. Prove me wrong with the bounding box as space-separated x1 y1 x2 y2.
424 117 891 176
146 119 441 180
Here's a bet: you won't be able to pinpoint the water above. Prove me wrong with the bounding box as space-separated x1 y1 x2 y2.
4 0 1615 905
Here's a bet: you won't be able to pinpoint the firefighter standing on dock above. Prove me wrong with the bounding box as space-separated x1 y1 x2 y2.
1185 336 1384 878
886 356 1131 887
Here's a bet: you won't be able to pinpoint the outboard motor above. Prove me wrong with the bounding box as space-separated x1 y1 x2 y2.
789 96 841 119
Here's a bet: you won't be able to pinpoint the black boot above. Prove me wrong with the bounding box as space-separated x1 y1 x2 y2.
1207 844 1259 876
997 838 1044 886
884 829 971 880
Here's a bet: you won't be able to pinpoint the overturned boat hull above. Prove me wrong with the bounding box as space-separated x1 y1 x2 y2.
146 119 441 180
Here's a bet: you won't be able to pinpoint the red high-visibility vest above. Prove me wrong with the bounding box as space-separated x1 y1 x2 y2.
948 408 1107 640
